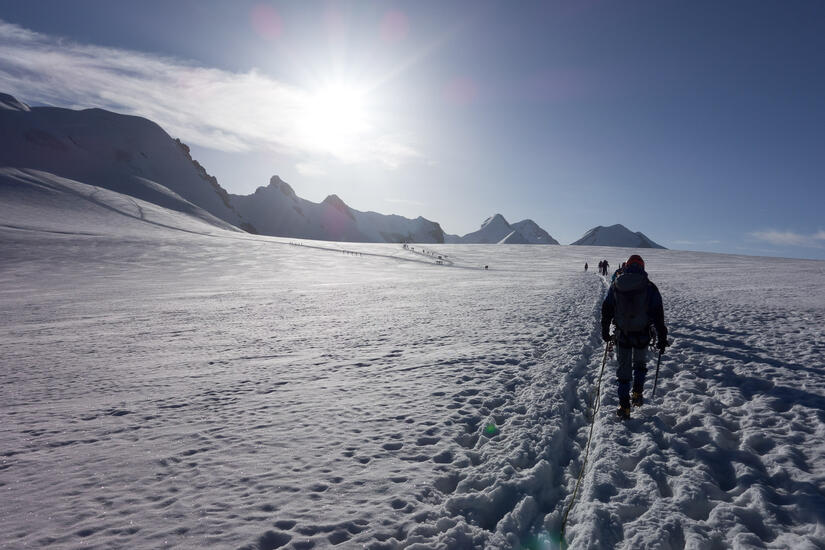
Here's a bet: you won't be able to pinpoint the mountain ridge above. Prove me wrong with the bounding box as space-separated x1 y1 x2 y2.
0 93 665 248
230 175 445 243
0 93 444 243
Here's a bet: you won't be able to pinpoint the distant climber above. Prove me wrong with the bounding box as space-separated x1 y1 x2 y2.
602 260 610 276
600 254 668 419
584 262 588 272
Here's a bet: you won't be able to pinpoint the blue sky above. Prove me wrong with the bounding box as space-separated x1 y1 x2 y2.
1 1 824 259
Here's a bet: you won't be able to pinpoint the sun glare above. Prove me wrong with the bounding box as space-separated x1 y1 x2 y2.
300 83 371 158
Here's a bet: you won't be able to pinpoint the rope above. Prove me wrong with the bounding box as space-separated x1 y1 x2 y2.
559 338 611 547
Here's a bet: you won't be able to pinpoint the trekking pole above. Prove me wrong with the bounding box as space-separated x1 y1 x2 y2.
651 348 663 399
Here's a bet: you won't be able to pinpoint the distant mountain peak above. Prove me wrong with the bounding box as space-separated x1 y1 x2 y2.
511 219 560 244
268 175 296 199
322 193 347 209
481 213 509 227
451 213 558 245
571 224 665 249
322 194 355 221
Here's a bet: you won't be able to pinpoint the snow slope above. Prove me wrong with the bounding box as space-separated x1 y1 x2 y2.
0 94 246 229
572 224 665 249
0 168 240 236
0 92 31 111
230 176 445 243
2 191 825 549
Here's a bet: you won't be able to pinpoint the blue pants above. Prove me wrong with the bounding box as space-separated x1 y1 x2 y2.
616 345 648 407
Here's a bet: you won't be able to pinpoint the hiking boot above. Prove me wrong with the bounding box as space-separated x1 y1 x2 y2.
631 391 644 407
616 406 631 420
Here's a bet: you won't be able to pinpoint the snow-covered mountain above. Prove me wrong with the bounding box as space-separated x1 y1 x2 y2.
511 219 560 245
571 223 666 248
230 176 445 243
460 214 523 244
3 93 673 249
0 93 448 244
446 214 558 244
0 93 247 231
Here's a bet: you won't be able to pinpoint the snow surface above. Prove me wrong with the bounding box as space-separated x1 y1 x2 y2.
572 225 665 249
2 173 825 549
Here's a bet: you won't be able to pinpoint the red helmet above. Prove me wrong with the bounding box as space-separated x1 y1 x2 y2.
626 254 645 269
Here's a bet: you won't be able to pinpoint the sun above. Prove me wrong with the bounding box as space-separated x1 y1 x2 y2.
300 82 371 158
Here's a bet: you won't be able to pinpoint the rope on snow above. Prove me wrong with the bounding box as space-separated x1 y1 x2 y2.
558 335 612 547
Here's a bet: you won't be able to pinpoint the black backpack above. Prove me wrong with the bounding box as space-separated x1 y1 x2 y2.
613 272 650 333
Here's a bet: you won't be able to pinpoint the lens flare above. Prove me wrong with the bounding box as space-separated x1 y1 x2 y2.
484 422 499 435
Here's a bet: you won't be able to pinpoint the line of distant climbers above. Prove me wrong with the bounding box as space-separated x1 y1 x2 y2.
584 259 629 282
585 260 611 274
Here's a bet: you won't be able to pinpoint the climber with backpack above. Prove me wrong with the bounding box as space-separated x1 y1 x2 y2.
600 254 669 419
610 262 625 284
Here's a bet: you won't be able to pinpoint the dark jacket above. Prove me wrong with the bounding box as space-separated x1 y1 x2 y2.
601 267 667 348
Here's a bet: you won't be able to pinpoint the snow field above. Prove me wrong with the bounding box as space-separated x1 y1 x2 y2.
1 226 606 549
2 176 825 549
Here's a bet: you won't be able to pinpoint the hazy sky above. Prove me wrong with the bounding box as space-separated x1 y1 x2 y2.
1 1 824 259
